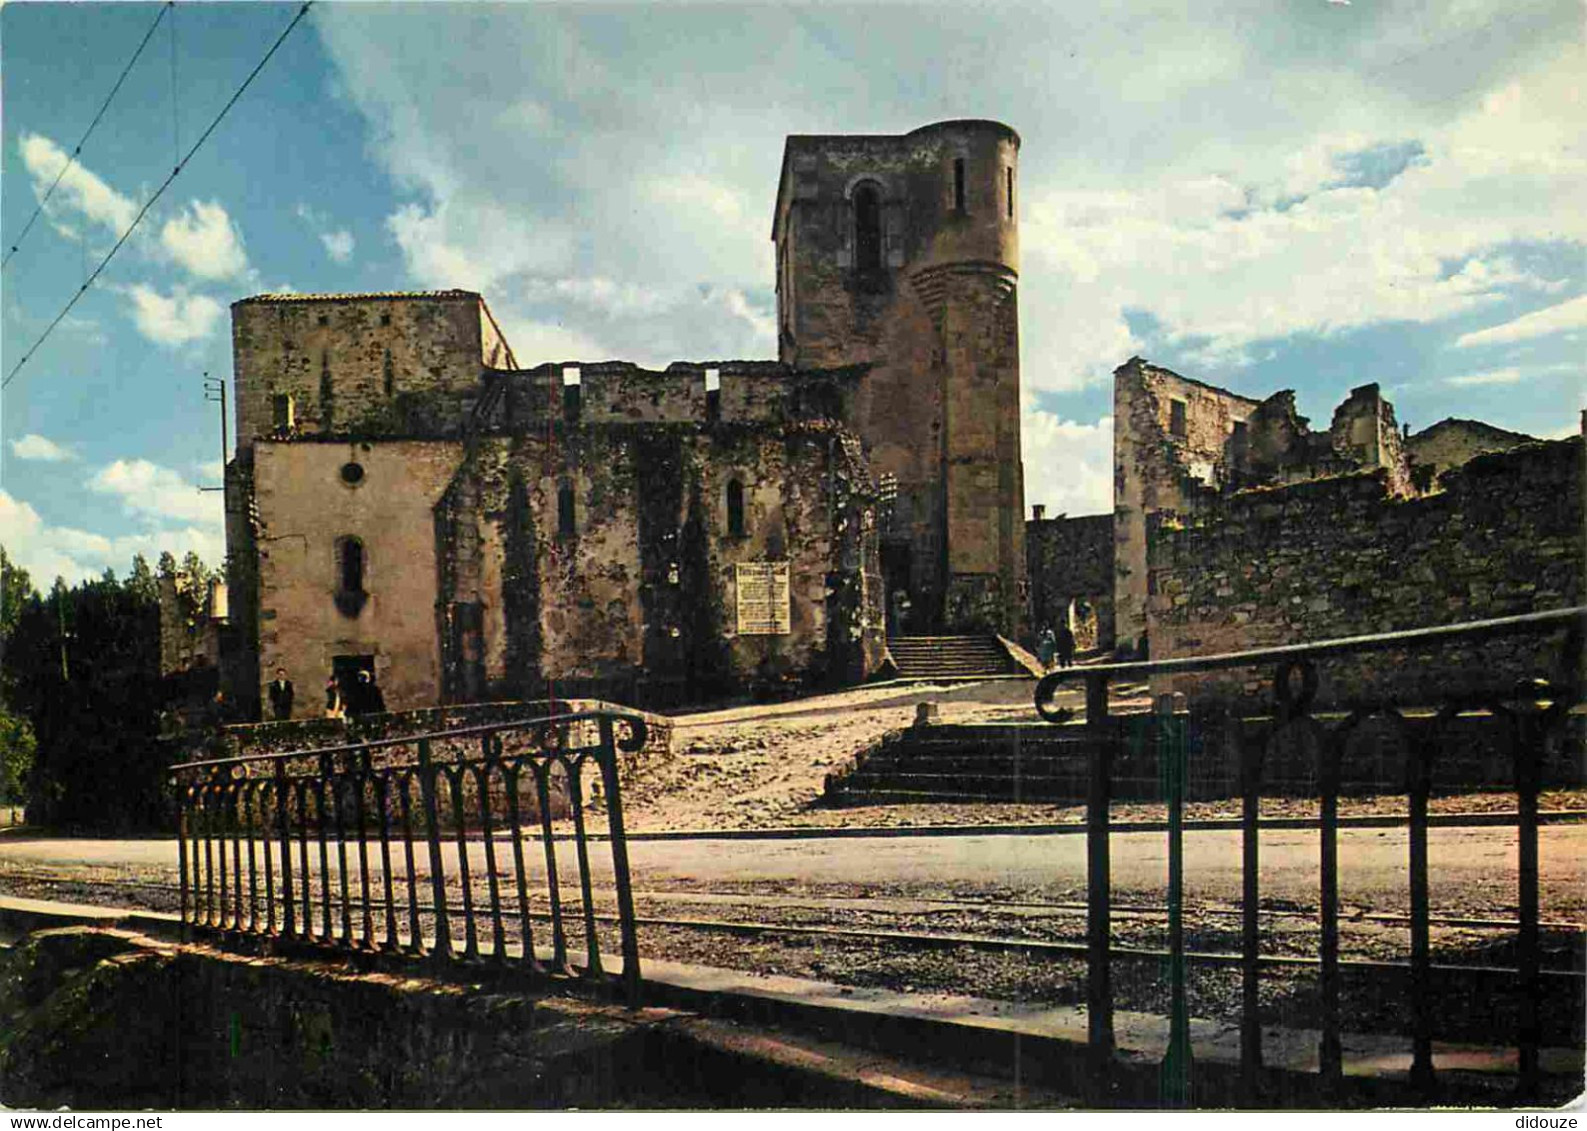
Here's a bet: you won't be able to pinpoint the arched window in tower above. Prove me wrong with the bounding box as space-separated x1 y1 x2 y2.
726 478 746 537
954 158 966 213
853 182 882 274
557 480 577 539
334 536 367 617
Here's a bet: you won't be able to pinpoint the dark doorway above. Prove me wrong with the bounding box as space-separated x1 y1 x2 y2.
332 654 375 702
881 541 912 636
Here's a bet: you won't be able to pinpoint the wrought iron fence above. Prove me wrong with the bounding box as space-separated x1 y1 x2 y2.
1033 606 1585 1106
170 708 648 1004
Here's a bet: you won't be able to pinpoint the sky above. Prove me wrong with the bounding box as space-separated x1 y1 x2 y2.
2 0 1582 588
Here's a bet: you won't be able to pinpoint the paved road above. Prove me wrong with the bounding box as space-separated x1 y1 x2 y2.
2 824 1582 914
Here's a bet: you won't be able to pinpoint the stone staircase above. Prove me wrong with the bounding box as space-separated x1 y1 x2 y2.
825 724 1096 805
885 635 1023 679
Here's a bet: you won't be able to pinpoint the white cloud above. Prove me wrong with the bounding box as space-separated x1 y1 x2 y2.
387 198 573 293
87 459 222 526
1022 410 1114 518
159 200 250 280
121 284 225 346
297 202 356 264
18 132 137 239
1454 294 1587 348
0 489 223 587
310 2 1584 398
1444 367 1524 387
9 434 75 462
320 229 355 263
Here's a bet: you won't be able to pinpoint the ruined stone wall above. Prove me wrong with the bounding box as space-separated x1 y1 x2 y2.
444 423 881 707
250 439 464 714
231 292 499 448
1148 438 1585 706
1327 383 1413 497
774 120 1024 633
1113 358 1261 654
1026 513 1115 651
493 362 865 429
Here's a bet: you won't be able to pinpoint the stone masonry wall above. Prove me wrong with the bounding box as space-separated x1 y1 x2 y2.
1149 438 1585 707
251 439 464 713
231 292 496 448
774 121 1024 633
445 422 881 707
1113 358 1260 654
1027 512 1115 651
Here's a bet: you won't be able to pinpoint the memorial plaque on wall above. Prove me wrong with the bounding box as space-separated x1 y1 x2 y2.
735 561 791 635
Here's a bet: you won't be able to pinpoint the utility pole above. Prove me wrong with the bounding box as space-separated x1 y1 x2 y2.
200 373 228 494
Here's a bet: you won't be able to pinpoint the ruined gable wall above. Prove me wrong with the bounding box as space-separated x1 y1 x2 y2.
1113 359 1260 654
1148 438 1584 705
1027 512 1115 650
231 294 490 448
251 439 464 714
1408 419 1539 483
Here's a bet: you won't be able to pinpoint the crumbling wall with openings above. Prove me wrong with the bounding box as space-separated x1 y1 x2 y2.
1114 358 1420 655
438 421 882 708
1148 438 1585 706
1025 511 1114 652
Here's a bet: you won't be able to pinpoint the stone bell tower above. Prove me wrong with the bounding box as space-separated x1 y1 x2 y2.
772 119 1025 635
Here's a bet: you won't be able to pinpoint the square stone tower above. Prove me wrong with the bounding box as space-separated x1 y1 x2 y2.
772 120 1025 635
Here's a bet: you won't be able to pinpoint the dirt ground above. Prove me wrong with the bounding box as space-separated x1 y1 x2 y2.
619 676 1586 833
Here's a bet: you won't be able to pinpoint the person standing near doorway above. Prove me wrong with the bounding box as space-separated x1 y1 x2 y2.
1056 622 1077 669
267 667 295 721
323 673 344 720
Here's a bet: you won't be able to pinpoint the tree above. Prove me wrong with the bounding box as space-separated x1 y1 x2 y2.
0 708 35 805
125 555 158 605
1 546 33 641
3 558 167 829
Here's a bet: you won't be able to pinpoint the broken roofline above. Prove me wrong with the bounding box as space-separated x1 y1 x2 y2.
485 359 873 382
1114 356 1265 407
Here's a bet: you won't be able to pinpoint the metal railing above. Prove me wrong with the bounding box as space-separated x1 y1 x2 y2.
1033 606 1586 1106
171 708 649 1004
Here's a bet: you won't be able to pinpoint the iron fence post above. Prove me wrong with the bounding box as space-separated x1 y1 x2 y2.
176 781 190 942
599 715 644 1005
1085 671 1115 1099
1238 722 1263 1103
275 759 294 940
1515 706 1541 1103
418 738 451 959
1407 711 1437 1095
1158 694 1192 1107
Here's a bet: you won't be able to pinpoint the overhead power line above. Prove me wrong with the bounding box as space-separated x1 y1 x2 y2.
3 1 314 392
2 2 173 272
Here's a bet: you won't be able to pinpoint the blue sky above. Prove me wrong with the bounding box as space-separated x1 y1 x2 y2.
3 0 1582 586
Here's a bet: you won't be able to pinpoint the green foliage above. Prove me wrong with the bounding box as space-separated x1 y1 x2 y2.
0 708 35 804
1 547 33 642
0 546 216 830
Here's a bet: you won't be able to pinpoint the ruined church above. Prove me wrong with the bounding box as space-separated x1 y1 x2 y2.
218 120 1026 716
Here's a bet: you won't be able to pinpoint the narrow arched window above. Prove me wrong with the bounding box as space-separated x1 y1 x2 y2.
557 480 576 539
339 537 364 594
853 183 882 274
954 158 966 213
726 478 745 537
334 536 367 617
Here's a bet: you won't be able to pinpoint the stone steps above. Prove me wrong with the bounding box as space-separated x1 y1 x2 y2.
885 635 1022 679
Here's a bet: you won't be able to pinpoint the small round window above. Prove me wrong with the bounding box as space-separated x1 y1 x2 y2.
340 461 365 486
